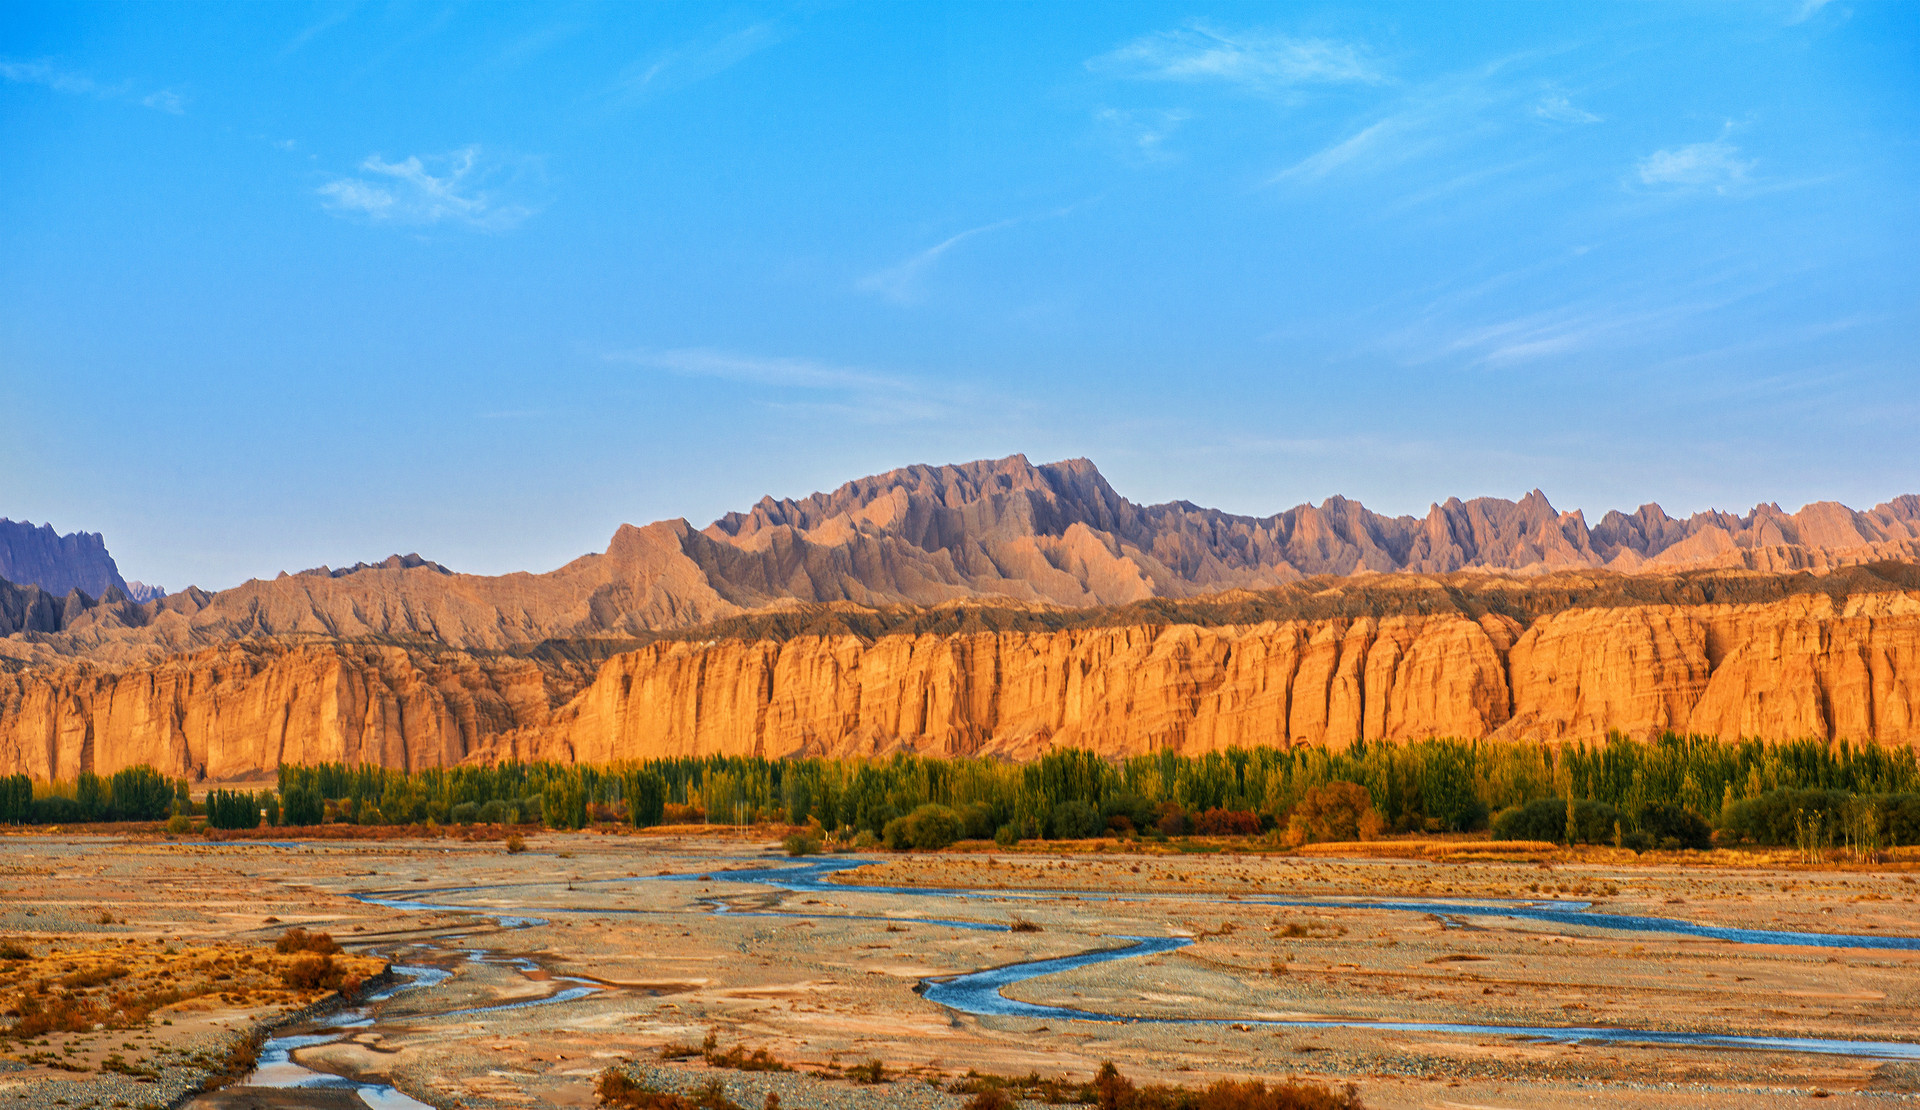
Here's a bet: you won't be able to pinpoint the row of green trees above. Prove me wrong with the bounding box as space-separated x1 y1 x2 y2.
2 767 184 824
8 735 1920 847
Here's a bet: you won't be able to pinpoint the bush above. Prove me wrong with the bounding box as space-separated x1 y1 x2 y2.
993 823 1021 847
883 804 964 851
505 833 527 854
782 833 822 856
164 814 192 835
1285 782 1380 844
1490 797 1623 845
1191 808 1262 837
275 928 343 955
1635 801 1711 850
450 801 481 824
1153 803 1188 838
280 954 343 991
1048 799 1104 840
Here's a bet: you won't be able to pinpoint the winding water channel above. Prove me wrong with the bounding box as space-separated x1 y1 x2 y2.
212 851 1920 1107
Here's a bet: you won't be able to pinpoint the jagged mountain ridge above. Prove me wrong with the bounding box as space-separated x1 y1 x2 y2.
0 518 132 599
7 454 1920 666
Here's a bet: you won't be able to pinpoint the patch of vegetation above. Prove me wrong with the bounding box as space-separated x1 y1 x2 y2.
597 1068 759 1110
958 1062 1363 1110
274 928 343 956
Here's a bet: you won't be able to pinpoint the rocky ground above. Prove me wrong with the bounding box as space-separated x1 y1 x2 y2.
1 830 1916 1109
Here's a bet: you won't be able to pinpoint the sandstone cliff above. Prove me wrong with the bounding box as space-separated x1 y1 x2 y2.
7 573 1920 779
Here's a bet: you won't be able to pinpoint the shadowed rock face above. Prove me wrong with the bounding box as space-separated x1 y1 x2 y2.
7 455 1920 777
0 519 130 599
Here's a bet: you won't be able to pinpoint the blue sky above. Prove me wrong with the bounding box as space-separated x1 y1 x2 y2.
2 2 1915 590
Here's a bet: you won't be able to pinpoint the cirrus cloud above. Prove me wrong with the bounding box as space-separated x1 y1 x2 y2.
317 146 542 231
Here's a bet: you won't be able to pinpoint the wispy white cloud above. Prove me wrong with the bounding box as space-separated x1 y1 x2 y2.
1 58 186 113
1636 135 1754 194
857 202 1090 305
1090 22 1379 90
1532 93 1600 124
1787 0 1835 24
608 348 953 424
1094 107 1193 162
282 3 358 56
603 22 785 104
857 219 1021 305
317 146 541 231
141 89 186 115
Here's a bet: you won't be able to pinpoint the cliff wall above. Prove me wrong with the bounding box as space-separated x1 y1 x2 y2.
6 589 1919 779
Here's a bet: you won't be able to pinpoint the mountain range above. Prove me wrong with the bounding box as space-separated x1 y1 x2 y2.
5 454 1920 666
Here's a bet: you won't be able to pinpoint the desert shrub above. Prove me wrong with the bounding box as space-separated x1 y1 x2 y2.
0 940 29 960
782 833 821 856
1191 808 1261 837
450 801 481 824
846 1059 887 1084
1087 1060 1363 1110
1635 801 1711 850
1048 799 1105 840
275 928 343 955
883 804 964 851
993 823 1021 847
661 801 705 825
1285 782 1380 844
280 954 343 990
965 1090 1016 1110
597 1067 745 1110
1008 916 1042 933
505 833 528 853
1154 802 1188 838
164 814 192 835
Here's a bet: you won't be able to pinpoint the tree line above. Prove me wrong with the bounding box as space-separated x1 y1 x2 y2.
6 733 1920 851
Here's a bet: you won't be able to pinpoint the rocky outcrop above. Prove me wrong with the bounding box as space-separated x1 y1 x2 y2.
10 582 1918 779
0 519 131 599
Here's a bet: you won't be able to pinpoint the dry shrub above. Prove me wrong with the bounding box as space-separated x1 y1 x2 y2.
505 833 528 854
965 1090 1016 1110
1191 809 1262 837
1090 1061 1363 1110
274 928 342 955
705 1043 791 1072
1008 917 1043 933
0 941 28 961
1285 783 1381 846
597 1068 745 1110
846 1059 887 1084
280 954 342 991
58 962 128 989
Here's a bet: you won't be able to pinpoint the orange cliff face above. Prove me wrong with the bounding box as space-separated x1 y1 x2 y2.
7 587 1920 780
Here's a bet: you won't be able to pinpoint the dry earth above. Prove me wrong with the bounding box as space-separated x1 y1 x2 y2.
2 830 1917 1109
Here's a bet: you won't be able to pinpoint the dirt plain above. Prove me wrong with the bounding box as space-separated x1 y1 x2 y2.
1 829 1918 1110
